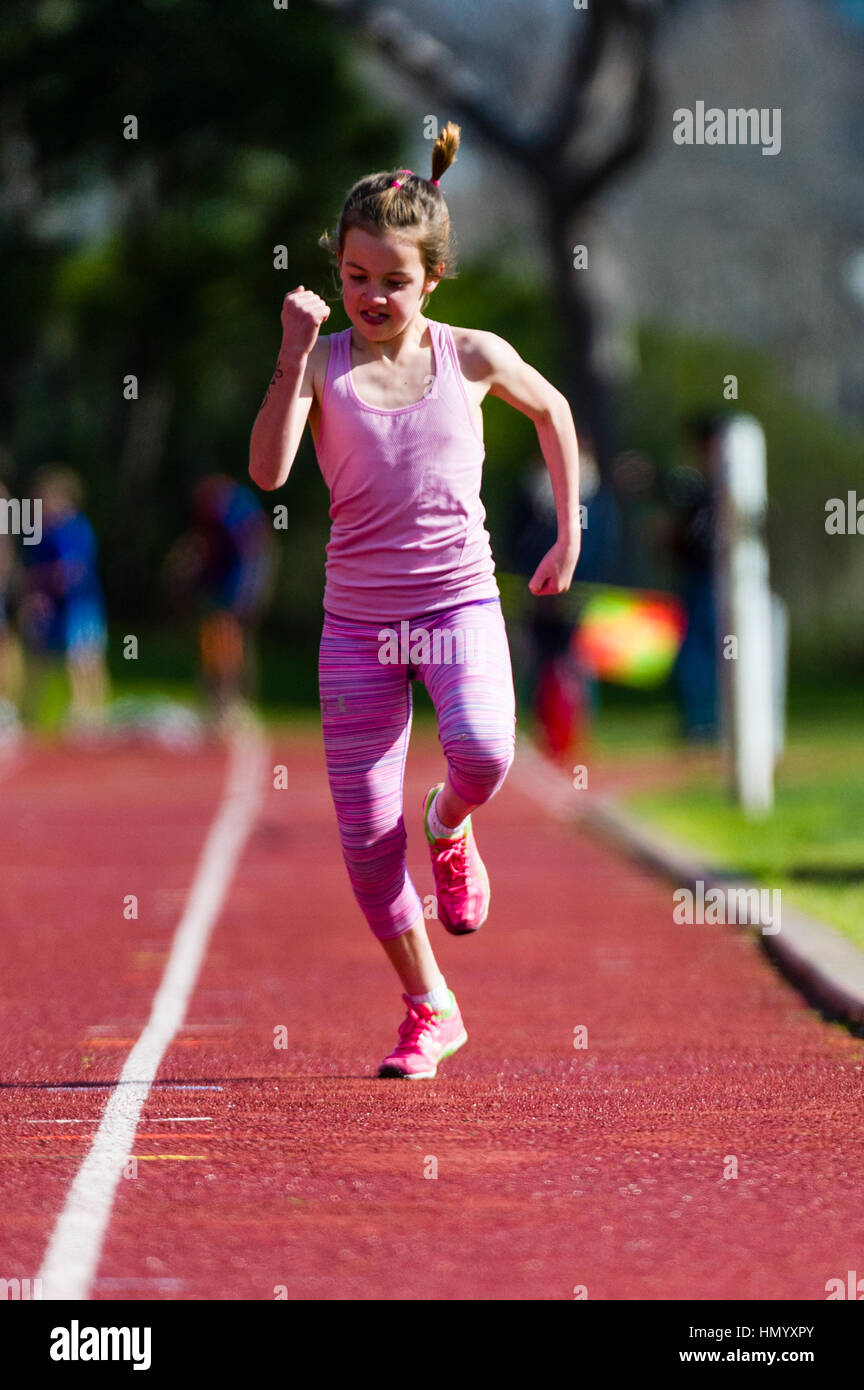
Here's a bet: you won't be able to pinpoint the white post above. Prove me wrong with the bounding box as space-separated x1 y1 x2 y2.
715 415 774 817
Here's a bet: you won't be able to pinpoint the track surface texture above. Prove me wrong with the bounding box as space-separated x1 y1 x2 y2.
1 725 863 1301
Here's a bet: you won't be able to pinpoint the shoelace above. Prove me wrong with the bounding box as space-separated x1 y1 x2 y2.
393 1005 442 1056
434 834 470 886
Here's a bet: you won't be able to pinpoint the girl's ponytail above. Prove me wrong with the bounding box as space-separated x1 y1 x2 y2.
431 121 460 186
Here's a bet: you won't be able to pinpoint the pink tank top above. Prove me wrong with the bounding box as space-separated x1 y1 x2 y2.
313 318 500 622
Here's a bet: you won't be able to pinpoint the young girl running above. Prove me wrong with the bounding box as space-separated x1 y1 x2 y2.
249 123 581 1079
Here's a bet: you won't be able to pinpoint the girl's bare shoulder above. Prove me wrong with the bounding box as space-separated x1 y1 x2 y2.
448 325 519 386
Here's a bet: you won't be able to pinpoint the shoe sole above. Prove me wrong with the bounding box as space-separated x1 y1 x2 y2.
377 1028 468 1080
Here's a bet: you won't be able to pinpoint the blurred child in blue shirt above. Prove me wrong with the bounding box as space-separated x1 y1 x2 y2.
19 466 109 734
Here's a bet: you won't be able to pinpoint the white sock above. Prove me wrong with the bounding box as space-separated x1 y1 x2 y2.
428 790 468 840
408 978 451 1012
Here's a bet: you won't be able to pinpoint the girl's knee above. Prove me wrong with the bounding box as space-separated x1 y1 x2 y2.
446 734 515 802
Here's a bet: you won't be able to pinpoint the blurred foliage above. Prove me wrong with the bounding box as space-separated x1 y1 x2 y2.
1 0 401 620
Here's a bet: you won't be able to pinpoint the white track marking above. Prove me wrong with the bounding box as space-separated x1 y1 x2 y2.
0 748 27 789
38 1083 224 1092
0 745 26 776
25 1116 213 1124
37 718 267 1301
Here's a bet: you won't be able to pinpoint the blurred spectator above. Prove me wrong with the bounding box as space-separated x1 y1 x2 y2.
661 414 725 742
164 474 275 721
508 440 621 761
18 466 109 735
610 449 660 589
0 479 25 744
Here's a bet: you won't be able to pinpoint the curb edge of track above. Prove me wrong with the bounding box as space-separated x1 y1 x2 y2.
512 736 864 1034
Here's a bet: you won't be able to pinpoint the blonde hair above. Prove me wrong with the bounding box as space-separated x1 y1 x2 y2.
318 122 462 310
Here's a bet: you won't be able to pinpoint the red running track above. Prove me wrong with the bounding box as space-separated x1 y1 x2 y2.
1 724 863 1301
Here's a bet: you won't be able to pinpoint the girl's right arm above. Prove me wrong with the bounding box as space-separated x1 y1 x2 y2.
248 287 331 492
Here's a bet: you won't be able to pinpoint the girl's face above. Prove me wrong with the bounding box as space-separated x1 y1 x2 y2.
338 226 441 338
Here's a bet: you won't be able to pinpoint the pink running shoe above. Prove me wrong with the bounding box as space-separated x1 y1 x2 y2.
423 784 491 935
377 991 468 1079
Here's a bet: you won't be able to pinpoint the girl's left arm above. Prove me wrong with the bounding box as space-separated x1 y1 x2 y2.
474 331 581 595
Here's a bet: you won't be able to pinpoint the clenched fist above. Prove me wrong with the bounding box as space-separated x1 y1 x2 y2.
281 286 331 355
528 536 581 596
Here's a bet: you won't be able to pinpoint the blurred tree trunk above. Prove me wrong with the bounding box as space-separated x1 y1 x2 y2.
311 0 662 472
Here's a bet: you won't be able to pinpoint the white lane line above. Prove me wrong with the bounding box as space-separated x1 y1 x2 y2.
36 717 267 1301
25 1116 213 1124
0 747 27 784
37 1083 225 1092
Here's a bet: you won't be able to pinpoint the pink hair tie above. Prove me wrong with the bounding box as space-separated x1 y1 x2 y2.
390 169 440 188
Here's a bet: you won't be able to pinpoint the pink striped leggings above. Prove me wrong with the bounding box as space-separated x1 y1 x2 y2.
318 597 517 939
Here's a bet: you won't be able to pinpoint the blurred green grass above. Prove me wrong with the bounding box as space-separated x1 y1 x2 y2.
620 699 864 952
